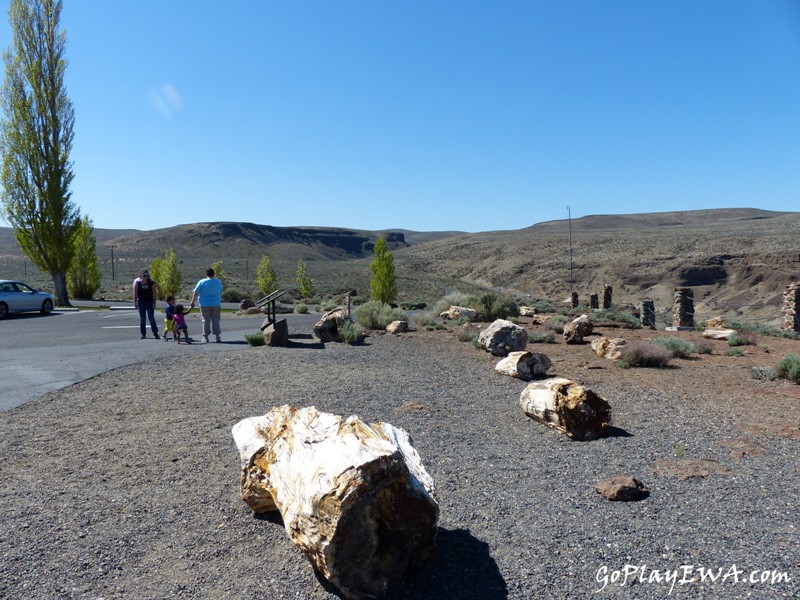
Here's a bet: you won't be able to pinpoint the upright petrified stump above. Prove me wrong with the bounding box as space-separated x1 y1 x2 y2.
232 405 439 599
671 287 694 329
570 291 579 309
602 285 613 310
590 293 599 309
782 282 800 333
519 378 611 440
640 298 656 329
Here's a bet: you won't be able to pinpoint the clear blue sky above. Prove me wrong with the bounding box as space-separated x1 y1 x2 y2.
1 0 798 233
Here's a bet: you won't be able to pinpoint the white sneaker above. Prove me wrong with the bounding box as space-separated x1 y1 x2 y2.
202 335 209 344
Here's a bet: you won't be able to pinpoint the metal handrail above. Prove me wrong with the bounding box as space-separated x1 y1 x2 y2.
256 288 286 308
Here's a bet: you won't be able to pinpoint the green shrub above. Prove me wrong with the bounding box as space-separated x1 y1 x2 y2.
244 332 265 347
339 322 365 345
471 338 482 350
432 291 475 316
727 333 756 347
525 298 556 313
592 308 641 329
295 303 308 314
413 311 442 328
692 342 712 355
751 367 777 381
355 301 408 330
319 298 339 312
725 348 744 357
727 320 800 340
456 323 480 343
618 341 672 368
222 288 249 303
544 315 568 334
776 355 800 383
471 293 519 322
528 331 556 344
656 336 710 359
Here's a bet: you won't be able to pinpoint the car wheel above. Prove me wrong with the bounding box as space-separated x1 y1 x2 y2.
41 299 53 315
0 302 7 319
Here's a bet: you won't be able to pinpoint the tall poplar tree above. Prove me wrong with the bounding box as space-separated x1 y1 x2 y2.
369 236 397 304
0 0 78 306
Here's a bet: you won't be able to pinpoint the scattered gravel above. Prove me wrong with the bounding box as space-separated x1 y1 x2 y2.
1 327 798 599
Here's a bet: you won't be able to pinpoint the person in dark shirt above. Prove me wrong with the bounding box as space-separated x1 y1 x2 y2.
133 268 160 339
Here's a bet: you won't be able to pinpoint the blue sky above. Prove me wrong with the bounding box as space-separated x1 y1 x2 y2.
1 0 798 232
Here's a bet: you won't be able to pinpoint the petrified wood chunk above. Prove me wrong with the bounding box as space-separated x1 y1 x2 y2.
478 319 528 356
439 305 478 321
563 314 593 344
495 351 551 380
591 337 627 360
702 327 736 340
313 307 348 342
519 377 611 440
232 405 439 599
386 320 409 334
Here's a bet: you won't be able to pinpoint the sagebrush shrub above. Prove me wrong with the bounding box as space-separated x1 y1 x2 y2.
725 348 744 357
294 303 308 314
619 341 672 368
727 333 756 347
339 322 365 345
413 311 442 328
656 336 705 359
751 367 777 381
355 301 408 330
528 331 556 344
244 332 265 347
727 320 800 340
776 355 800 383
456 323 480 343
432 291 475 316
592 308 641 329
544 315 568 334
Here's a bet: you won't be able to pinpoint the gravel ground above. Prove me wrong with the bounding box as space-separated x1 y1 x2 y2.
1 325 799 599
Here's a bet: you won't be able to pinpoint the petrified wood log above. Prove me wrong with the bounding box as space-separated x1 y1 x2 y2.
519 377 611 440
232 405 439 599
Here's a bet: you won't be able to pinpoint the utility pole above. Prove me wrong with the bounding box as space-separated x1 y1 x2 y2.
567 206 574 294
110 246 116 281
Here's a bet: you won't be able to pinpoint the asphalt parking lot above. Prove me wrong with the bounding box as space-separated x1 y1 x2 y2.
1 303 317 412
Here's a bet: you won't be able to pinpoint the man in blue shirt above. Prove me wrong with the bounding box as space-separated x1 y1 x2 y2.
190 267 223 343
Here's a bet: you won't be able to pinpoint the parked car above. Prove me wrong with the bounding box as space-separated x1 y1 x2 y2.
0 280 55 318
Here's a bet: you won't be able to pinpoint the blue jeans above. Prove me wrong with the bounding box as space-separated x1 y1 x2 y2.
138 301 159 337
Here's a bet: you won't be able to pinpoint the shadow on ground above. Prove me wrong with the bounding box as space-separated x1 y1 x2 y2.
253 517 507 599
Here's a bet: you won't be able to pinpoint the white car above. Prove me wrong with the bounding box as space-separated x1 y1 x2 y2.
0 279 55 318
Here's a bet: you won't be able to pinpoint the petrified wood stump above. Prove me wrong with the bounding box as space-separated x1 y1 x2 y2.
519 377 611 440
232 405 439 599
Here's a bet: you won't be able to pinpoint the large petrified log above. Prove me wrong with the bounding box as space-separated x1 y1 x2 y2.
232 405 439 599
519 377 611 440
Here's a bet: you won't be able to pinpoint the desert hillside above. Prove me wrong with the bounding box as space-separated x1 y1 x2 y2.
1 209 798 321
397 208 800 321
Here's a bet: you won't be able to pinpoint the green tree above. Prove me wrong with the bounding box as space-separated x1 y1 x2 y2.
66 214 101 300
149 247 181 300
210 260 227 287
0 0 78 306
369 236 397 304
256 254 279 296
295 258 314 299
